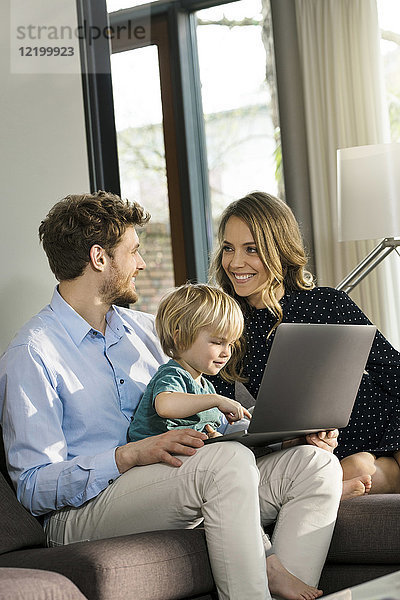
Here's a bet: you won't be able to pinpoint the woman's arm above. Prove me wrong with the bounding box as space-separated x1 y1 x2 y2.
332 289 400 398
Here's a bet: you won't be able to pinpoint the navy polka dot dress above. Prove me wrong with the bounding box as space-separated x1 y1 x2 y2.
210 287 400 460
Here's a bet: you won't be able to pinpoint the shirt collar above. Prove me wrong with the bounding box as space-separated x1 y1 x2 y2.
50 287 129 347
105 305 130 339
50 287 93 347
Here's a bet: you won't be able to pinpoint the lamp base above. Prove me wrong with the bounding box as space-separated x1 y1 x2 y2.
336 238 400 294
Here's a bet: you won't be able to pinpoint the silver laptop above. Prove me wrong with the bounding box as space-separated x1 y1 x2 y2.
205 322 376 447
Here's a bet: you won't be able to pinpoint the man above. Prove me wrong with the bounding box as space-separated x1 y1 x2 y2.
0 191 342 600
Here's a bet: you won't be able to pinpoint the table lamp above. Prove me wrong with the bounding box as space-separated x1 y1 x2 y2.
336 143 400 293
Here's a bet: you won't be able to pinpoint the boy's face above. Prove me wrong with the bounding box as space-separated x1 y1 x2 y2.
177 328 234 381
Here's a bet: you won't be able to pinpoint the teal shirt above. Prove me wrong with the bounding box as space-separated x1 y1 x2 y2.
128 359 221 441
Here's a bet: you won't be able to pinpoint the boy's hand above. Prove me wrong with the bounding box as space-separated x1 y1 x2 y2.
115 429 207 473
205 424 223 438
215 395 252 423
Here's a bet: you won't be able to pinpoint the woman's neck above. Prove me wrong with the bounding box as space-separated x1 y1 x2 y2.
247 283 285 310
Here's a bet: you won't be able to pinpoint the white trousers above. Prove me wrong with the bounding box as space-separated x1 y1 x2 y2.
45 443 342 600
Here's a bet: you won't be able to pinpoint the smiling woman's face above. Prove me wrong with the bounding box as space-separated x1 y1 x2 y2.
221 216 270 309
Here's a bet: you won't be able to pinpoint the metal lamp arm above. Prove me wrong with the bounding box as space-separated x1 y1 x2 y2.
336 238 400 294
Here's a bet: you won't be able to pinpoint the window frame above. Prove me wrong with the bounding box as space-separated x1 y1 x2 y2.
78 0 230 284
77 0 315 283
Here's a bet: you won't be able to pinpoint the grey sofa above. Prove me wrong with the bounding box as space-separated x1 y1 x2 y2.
1 431 400 599
0 568 87 600
0 432 215 600
320 493 400 593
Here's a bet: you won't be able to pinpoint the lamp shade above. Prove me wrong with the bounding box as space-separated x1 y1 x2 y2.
337 143 400 242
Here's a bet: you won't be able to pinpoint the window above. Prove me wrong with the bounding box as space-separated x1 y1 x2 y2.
110 46 174 313
377 0 400 142
106 0 153 10
196 0 282 238
105 0 282 304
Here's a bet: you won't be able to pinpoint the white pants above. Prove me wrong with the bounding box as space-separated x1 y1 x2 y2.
45 443 342 600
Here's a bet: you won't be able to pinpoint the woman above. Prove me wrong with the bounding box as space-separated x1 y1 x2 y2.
209 191 400 500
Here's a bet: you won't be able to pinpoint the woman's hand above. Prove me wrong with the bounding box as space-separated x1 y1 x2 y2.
305 429 339 453
282 429 339 453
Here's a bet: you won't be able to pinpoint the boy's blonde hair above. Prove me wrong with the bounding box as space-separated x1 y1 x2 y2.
155 283 244 382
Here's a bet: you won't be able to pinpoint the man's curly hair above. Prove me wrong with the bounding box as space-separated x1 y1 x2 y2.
39 190 150 281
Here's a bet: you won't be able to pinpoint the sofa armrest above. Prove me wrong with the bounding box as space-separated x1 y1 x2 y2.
0 529 215 600
327 495 400 564
0 567 87 600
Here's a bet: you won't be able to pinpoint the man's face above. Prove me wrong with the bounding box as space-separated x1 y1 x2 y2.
100 226 146 305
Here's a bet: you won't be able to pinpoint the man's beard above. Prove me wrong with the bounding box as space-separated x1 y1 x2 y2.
100 267 138 306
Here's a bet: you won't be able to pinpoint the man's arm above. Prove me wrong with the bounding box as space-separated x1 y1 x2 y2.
1 344 122 516
1 345 207 516
115 429 207 472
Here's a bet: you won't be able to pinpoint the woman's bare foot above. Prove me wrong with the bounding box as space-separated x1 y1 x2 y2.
266 554 323 600
341 475 372 500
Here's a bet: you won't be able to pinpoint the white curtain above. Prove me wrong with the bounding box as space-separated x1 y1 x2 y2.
294 0 400 349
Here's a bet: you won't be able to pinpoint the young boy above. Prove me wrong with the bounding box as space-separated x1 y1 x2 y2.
128 283 251 441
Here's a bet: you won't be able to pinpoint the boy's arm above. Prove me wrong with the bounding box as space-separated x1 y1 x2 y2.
155 391 222 418
155 391 251 422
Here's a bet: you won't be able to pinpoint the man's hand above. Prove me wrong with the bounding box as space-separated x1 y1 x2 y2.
282 429 339 453
115 429 207 473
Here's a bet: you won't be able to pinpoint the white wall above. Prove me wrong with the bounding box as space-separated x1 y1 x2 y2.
0 1 90 353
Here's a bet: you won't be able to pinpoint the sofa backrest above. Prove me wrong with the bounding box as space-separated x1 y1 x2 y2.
0 427 46 554
0 426 13 489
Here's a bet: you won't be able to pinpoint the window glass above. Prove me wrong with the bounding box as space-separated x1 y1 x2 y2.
196 0 283 238
377 0 400 351
110 46 174 313
377 0 400 142
107 0 153 11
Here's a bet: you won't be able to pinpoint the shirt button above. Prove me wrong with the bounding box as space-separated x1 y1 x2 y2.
108 479 114 485
120 379 124 384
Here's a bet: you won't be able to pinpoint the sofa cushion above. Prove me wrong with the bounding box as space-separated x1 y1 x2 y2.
0 529 215 600
0 568 87 599
0 472 46 555
327 495 400 563
319 564 399 596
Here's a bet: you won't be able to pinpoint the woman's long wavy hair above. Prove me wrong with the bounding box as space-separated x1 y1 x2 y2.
210 192 315 380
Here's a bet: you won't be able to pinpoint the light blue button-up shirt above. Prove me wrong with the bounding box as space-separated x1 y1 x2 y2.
0 288 166 517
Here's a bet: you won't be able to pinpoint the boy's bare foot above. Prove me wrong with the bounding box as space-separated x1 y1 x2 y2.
341 475 372 500
266 554 323 600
